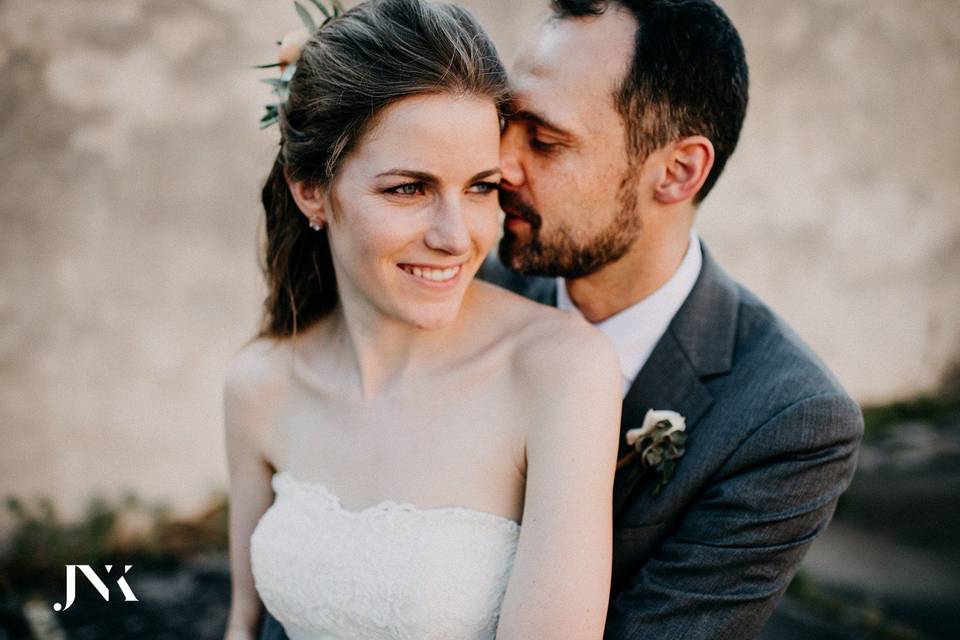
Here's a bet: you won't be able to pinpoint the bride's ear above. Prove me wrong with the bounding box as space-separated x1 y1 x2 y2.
287 175 328 229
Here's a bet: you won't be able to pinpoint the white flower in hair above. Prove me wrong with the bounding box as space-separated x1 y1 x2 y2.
254 0 346 129
278 28 310 70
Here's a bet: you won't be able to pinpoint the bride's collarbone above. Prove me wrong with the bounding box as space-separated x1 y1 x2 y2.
267 392 527 517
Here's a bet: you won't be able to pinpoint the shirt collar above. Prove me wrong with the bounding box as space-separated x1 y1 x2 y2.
557 228 703 396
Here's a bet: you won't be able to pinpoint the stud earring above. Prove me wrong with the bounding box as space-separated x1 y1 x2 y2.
308 219 322 231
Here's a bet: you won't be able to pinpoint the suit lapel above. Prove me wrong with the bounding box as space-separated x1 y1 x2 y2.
612 331 714 518
611 245 739 519
524 276 557 307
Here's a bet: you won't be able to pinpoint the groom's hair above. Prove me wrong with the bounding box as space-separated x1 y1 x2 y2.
551 0 748 203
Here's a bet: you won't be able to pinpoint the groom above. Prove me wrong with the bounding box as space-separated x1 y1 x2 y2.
481 0 863 638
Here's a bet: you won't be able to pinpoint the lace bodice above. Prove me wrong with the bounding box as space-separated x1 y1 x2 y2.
250 471 521 640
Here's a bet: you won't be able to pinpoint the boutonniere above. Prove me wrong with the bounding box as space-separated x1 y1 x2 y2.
617 410 688 496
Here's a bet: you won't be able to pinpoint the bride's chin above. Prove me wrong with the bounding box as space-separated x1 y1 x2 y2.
407 312 459 331
394 302 464 331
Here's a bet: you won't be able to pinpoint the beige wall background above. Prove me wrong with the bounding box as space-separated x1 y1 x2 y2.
1 0 958 532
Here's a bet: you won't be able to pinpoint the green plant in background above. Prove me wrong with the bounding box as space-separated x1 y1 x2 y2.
0 489 228 599
786 572 926 640
860 392 960 441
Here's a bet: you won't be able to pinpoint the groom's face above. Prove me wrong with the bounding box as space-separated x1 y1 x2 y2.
499 7 643 278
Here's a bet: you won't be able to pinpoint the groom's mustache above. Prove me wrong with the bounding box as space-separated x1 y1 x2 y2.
499 189 542 231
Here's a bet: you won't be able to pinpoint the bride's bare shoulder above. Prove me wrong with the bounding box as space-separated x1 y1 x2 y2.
222 331 312 434
472 280 619 387
224 334 290 398
471 278 570 329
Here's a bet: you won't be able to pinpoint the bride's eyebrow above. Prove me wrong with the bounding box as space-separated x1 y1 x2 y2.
375 169 437 183
468 168 502 182
374 168 502 183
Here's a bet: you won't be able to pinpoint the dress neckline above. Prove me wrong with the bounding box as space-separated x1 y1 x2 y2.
272 470 521 530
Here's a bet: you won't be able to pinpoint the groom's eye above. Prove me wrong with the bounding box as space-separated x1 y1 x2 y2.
526 124 560 154
529 138 558 153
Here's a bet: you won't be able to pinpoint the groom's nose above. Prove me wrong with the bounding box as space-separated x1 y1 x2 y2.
499 124 525 189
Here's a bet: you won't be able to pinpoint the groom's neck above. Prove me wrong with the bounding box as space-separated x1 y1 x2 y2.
564 221 693 324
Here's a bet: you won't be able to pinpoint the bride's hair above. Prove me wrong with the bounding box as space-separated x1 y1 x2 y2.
258 0 508 338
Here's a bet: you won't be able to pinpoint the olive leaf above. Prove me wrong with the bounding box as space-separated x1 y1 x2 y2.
307 0 331 20
651 461 677 497
294 1 317 33
259 104 280 129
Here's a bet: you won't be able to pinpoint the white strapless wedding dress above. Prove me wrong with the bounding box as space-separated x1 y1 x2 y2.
250 471 521 640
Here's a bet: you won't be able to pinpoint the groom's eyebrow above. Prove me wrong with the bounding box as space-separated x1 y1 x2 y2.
506 102 570 137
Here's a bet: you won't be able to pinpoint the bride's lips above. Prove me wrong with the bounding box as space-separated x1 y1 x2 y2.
396 262 465 290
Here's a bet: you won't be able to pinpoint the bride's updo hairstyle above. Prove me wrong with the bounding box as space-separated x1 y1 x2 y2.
258 0 508 338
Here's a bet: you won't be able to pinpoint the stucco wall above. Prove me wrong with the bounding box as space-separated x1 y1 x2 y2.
1 0 957 530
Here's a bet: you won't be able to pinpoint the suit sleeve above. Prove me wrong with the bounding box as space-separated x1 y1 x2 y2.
604 392 864 640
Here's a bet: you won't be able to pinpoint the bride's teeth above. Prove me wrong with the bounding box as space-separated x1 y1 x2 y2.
401 264 460 282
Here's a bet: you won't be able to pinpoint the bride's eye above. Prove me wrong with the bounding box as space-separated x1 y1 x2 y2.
468 181 500 195
386 182 426 196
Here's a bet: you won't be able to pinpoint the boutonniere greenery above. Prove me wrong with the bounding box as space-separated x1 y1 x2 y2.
618 409 688 496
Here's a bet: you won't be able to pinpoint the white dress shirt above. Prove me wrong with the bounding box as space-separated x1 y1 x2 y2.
557 228 703 396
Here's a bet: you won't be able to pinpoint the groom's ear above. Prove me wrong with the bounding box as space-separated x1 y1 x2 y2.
287 175 329 226
653 135 715 205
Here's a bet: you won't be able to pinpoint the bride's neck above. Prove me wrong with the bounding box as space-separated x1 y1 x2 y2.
330 296 460 400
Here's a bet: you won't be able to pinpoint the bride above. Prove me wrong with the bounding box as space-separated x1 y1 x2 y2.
223 0 622 638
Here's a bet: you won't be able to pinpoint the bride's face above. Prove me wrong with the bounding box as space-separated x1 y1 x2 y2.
324 93 502 330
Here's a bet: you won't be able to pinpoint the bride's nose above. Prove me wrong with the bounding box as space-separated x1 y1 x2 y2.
424 199 471 256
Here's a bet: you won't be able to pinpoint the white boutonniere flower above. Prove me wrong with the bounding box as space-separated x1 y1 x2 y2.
619 409 688 496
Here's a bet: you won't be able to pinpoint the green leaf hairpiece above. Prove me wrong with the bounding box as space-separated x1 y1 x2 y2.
254 0 345 130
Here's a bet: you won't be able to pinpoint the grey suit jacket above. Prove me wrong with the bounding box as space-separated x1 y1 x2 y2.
256 244 863 640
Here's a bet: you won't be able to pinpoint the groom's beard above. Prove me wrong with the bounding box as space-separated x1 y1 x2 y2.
498 184 642 279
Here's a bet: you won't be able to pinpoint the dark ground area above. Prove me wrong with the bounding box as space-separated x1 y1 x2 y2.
3 399 958 640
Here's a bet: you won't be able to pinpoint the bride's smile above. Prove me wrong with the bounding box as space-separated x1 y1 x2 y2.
397 262 464 286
